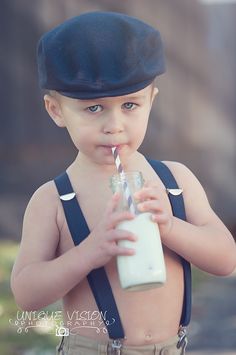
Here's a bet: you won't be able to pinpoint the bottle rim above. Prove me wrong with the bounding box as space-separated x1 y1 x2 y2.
110 171 143 182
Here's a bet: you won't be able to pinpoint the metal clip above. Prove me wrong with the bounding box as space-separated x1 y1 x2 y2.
111 339 123 354
166 188 183 196
60 192 76 201
177 326 188 352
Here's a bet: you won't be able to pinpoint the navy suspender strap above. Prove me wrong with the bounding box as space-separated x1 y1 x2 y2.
54 159 191 340
147 159 192 327
54 172 125 340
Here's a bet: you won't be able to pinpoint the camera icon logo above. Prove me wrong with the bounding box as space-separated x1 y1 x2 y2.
55 326 69 337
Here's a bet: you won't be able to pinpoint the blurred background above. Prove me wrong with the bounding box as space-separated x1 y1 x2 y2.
0 0 235 354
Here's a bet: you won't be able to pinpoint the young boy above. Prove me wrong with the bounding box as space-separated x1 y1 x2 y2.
11 11 236 355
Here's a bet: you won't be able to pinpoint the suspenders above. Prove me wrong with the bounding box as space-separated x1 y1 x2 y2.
54 172 125 340
54 159 191 342
146 159 191 327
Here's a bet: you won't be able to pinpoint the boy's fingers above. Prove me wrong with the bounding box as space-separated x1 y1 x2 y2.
134 187 153 199
137 200 162 212
107 211 135 229
151 212 170 224
107 239 136 256
109 243 136 256
116 246 136 256
105 193 120 214
134 186 164 201
109 229 137 242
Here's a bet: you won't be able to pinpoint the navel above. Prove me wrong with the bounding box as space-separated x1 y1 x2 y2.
144 332 153 342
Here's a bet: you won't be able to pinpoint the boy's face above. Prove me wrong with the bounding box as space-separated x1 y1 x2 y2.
44 84 158 166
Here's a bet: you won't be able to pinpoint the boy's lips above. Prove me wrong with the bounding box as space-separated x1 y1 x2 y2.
102 144 124 148
100 144 125 152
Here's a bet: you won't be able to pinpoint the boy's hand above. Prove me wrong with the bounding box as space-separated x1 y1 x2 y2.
134 181 173 239
85 193 137 269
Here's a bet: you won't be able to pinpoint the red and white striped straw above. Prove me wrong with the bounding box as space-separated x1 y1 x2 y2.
111 147 136 214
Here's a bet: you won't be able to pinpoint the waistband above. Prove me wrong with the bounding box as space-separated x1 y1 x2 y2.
60 332 181 353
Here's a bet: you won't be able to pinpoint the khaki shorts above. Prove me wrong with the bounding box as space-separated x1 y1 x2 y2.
56 332 186 355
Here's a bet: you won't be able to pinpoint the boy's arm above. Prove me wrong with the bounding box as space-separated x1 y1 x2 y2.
10 181 93 310
136 161 236 276
11 182 136 311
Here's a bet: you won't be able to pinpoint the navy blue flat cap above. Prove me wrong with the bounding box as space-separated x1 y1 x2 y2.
37 11 166 99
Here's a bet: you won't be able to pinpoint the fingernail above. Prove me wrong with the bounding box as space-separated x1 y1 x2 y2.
137 203 143 211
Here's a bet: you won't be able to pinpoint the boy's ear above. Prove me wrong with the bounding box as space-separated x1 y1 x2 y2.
151 87 159 104
44 94 65 127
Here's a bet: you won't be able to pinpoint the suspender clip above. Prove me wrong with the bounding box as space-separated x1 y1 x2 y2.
111 338 123 354
177 326 188 351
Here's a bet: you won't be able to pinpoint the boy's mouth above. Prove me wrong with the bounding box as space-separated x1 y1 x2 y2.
100 144 125 152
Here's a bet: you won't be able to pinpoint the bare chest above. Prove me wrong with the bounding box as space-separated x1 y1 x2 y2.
56 165 184 343
58 167 173 254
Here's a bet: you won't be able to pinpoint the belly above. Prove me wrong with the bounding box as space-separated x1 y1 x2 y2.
62 249 184 345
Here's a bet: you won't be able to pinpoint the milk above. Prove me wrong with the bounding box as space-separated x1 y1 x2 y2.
110 171 166 291
116 212 166 291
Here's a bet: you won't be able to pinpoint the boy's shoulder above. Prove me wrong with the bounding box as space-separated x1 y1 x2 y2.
161 160 213 224
160 160 204 194
161 160 195 181
25 180 61 224
30 180 58 204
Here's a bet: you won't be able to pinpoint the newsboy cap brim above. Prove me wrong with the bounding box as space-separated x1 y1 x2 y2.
37 11 166 99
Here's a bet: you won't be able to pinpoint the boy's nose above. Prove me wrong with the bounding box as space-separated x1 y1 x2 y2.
103 112 124 134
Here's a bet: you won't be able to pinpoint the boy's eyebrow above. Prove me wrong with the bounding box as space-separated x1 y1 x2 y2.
77 95 146 104
123 95 146 101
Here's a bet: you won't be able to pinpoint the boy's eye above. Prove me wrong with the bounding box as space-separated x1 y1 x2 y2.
122 102 137 110
86 105 102 113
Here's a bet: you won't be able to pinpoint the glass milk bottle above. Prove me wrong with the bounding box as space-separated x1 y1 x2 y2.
110 172 166 291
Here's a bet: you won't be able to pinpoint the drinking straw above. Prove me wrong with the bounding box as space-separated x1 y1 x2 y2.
111 147 136 214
